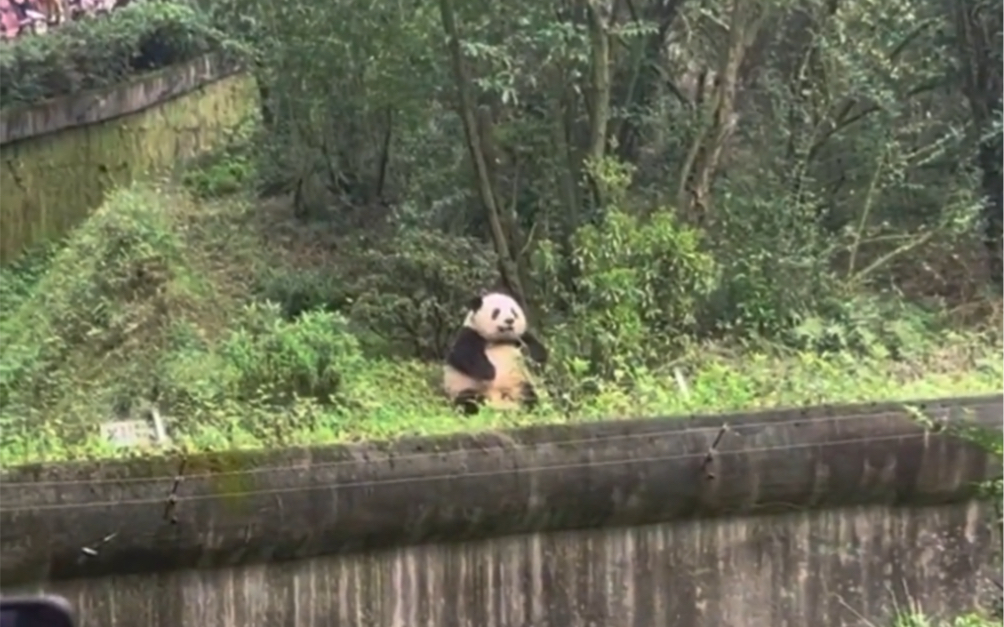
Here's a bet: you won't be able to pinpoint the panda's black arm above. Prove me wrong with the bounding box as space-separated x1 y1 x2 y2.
447 329 496 381
520 331 549 365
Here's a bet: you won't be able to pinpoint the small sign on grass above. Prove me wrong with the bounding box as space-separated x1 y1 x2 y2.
100 419 157 447
100 405 171 448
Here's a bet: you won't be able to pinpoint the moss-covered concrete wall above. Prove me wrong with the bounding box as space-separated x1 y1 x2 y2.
0 59 255 263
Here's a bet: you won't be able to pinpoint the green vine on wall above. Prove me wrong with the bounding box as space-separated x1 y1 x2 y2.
0 1 232 110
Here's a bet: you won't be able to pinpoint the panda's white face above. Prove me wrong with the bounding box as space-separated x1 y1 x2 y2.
465 292 527 341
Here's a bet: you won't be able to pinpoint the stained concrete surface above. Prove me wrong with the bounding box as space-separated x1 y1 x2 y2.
30 501 997 627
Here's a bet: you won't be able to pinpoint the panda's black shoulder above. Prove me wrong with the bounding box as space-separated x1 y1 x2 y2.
452 327 487 347
448 328 487 360
447 327 494 378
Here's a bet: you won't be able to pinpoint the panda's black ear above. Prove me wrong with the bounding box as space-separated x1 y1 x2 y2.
466 295 483 311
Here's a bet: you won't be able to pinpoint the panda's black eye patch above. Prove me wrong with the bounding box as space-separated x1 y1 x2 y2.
510 308 519 319
491 308 500 320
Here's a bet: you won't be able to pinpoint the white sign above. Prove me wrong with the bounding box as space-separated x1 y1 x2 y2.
100 419 157 447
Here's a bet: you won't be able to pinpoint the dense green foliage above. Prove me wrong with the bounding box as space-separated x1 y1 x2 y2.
0 1 229 109
0 3 998 622
0 0 1000 476
0 181 999 465
215 0 1001 320
890 612 1002 627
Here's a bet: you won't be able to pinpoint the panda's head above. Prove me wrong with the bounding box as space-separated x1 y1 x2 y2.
463 292 527 341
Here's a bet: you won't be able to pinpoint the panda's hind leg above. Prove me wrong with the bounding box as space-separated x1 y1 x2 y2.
454 389 486 416
519 381 540 411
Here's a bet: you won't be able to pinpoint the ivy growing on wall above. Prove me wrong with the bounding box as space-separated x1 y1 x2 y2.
0 1 231 110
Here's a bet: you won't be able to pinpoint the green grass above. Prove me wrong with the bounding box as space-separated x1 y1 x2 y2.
0 182 1001 467
3 334 999 466
881 607 1000 627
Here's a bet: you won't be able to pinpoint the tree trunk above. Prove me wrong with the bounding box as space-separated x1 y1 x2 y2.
613 0 687 164
950 0 1003 289
676 0 764 224
584 0 613 209
438 0 529 304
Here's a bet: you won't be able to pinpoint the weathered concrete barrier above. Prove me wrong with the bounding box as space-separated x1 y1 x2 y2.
1 394 1001 626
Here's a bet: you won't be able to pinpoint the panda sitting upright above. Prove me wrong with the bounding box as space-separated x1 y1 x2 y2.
442 291 548 415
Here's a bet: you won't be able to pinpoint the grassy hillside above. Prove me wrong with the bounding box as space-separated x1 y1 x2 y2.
0 180 1000 466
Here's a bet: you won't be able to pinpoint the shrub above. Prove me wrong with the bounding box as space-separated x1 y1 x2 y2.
537 209 718 378
181 117 258 199
181 152 254 199
789 293 950 359
254 267 351 321
162 302 364 415
344 229 499 359
0 2 229 109
701 187 837 339
220 303 362 404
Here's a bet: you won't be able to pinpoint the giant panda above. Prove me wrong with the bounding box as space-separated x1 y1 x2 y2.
442 291 548 415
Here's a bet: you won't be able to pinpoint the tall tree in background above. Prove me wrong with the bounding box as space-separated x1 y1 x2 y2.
950 0 1003 289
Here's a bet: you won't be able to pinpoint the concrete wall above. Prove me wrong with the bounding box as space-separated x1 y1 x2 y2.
0 55 256 263
2 395 1001 626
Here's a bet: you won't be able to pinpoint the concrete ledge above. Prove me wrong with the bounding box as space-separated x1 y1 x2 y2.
0 54 241 146
1 394 1000 586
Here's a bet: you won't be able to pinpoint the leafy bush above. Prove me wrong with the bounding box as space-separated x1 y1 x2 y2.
0 1 229 109
219 303 362 404
790 293 951 359
162 302 364 412
181 117 258 199
535 209 718 378
343 229 499 359
253 229 498 361
156 302 366 445
182 152 254 199
702 186 837 339
254 267 351 320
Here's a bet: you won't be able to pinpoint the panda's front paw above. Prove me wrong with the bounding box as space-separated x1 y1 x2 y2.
455 389 485 416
